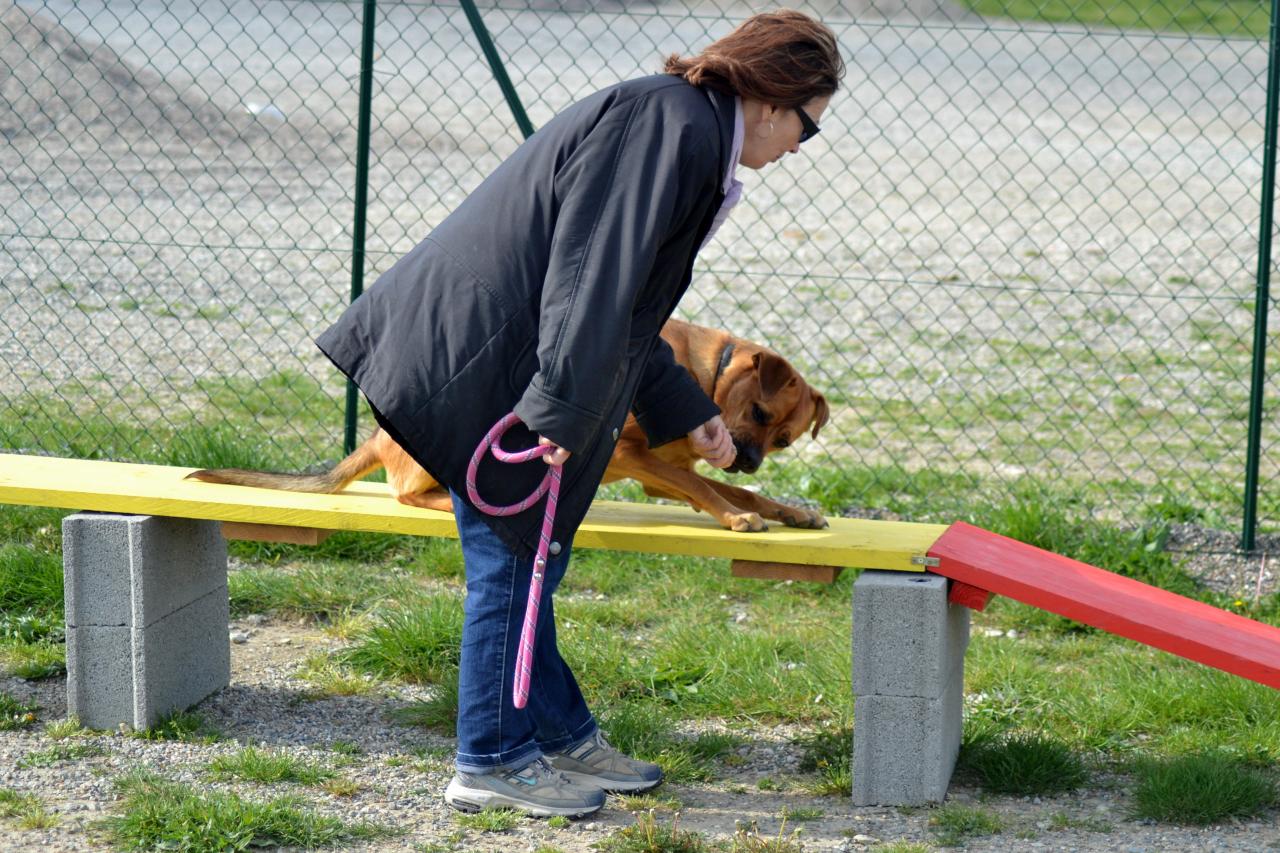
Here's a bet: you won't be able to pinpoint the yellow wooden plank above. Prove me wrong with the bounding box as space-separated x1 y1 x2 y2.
0 454 946 571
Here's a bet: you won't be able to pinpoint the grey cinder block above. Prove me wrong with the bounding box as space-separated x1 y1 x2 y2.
853 571 969 699
851 570 969 806
62 514 230 730
852 669 964 805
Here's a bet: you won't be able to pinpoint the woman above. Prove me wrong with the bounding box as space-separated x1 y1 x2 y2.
316 8 844 817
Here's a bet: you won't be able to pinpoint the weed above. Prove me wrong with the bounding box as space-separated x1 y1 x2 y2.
547 814 571 829
1130 751 1278 824
596 810 710 853
729 817 805 852
796 725 852 796
43 716 89 739
957 731 1088 795
454 807 520 832
0 787 58 829
618 793 682 813
206 746 337 786
929 803 1005 846
343 597 464 683
102 770 395 851
0 692 37 730
19 742 106 768
133 709 222 743
1047 811 1113 832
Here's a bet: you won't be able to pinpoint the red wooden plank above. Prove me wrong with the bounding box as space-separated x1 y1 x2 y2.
928 522 1280 689
948 580 992 611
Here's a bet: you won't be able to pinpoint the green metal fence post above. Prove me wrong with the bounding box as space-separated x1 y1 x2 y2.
458 0 535 140
344 0 378 455
1243 0 1280 551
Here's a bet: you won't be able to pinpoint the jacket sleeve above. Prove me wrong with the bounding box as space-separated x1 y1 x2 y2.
631 336 720 448
513 96 717 453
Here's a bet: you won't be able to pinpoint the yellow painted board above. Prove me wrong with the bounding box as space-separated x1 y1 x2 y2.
0 454 946 571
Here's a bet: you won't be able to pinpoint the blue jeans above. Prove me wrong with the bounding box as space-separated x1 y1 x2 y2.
451 491 597 773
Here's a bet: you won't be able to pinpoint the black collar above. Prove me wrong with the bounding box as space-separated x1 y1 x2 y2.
702 87 736 190
712 342 735 399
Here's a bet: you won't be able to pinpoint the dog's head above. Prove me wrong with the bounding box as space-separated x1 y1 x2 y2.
714 342 829 475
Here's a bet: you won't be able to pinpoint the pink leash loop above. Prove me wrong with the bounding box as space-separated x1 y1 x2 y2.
466 412 562 709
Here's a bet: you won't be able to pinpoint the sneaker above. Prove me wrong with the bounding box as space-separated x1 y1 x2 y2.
444 757 604 818
546 730 664 793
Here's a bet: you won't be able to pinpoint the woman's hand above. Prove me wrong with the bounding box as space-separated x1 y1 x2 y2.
538 436 571 466
687 416 737 469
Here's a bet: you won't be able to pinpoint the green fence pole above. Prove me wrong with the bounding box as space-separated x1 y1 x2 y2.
344 0 378 455
458 0 535 140
1243 0 1280 551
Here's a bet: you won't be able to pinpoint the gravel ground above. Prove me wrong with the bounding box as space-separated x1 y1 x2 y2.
2 616 1279 853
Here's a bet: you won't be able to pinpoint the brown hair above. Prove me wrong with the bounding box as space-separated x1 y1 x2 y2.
664 9 844 107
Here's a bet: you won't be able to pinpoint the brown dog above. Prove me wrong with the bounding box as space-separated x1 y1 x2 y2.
189 319 829 532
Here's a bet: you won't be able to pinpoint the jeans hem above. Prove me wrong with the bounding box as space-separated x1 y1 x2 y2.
538 717 598 755
455 742 543 775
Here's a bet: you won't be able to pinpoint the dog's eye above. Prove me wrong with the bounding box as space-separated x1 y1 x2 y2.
752 404 770 426
774 438 790 449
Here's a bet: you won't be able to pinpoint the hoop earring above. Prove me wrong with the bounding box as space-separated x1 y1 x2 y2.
756 121 774 140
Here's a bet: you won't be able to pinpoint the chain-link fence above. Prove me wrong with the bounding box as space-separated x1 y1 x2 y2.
1 0 1277 546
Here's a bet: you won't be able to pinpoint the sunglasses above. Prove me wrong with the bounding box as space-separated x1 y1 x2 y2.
795 105 820 143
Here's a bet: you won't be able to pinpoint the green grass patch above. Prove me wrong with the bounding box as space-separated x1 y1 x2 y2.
391 677 459 733
453 807 521 832
342 595 464 683
206 746 337 786
0 542 64 613
18 742 107 768
796 725 852 796
0 788 58 830
957 731 1089 795
958 0 1268 38
229 561 418 621
928 803 1006 846
0 692 38 730
102 771 395 851
1130 751 1278 824
599 704 741 784
132 709 223 743
597 810 711 853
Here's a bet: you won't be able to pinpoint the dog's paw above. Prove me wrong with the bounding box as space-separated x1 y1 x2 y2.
726 511 768 532
781 508 827 529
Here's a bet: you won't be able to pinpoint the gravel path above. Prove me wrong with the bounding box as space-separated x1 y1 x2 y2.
3 617 1278 852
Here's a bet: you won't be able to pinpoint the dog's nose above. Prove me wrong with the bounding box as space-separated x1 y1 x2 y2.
727 442 762 474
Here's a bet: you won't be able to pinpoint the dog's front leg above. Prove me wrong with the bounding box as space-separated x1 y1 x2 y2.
699 478 827 529
607 446 768 532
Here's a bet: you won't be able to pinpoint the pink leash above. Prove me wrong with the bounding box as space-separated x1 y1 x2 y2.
465 412 562 709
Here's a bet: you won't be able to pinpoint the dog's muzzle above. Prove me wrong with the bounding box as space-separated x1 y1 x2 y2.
725 440 762 474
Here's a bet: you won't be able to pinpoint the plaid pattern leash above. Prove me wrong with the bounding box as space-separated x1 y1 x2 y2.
465 412 562 709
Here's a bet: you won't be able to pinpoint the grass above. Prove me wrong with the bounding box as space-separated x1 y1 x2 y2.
796 725 852 796
206 746 338 786
956 731 1089 795
958 0 1268 37
453 807 521 832
597 811 711 853
0 788 58 830
132 709 223 743
18 742 107 768
0 692 38 730
928 803 1006 846
1129 751 1278 824
102 771 396 851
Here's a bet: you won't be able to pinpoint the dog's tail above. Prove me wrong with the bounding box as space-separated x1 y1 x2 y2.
186 432 384 494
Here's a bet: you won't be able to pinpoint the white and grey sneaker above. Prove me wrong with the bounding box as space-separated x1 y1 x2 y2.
546 730 664 793
444 757 604 818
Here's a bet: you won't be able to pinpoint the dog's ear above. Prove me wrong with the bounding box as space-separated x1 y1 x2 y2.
810 390 830 439
752 351 795 399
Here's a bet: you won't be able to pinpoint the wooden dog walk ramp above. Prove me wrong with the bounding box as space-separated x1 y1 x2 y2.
929 521 1280 690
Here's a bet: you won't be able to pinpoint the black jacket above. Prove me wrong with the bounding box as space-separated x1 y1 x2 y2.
317 75 732 556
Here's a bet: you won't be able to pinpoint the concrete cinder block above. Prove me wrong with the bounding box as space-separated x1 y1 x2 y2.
852 571 969 699
851 668 964 805
66 624 135 728
63 514 227 629
62 514 230 730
